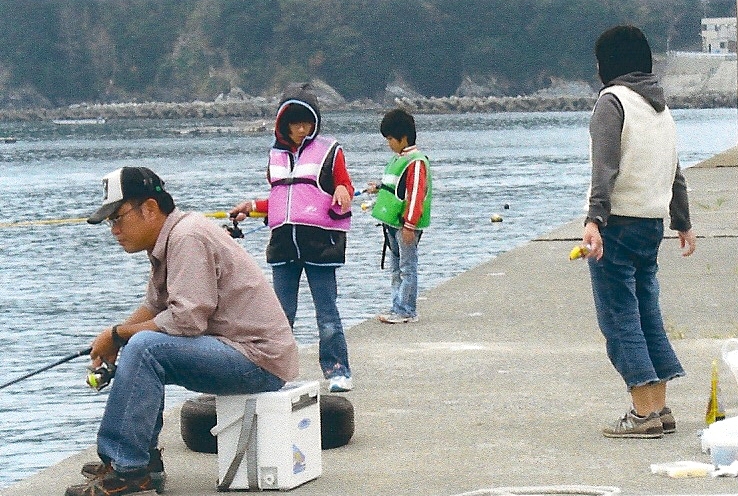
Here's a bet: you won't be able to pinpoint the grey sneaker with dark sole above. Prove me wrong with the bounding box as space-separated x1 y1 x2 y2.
602 410 663 439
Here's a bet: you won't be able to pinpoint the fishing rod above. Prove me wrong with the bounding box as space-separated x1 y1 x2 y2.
0 192 369 228
228 223 268 238
223 192 374 237
0 347 92 391
223 213 268 239
0 210 265 228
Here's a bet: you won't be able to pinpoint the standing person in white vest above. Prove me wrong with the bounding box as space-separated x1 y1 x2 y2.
580 25 696 439
231 83 354 393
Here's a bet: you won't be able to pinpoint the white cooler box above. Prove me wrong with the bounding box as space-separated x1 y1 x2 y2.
211 381 322 491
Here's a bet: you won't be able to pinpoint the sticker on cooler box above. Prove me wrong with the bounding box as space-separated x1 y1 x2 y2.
298 417 311 429
293 444 306 474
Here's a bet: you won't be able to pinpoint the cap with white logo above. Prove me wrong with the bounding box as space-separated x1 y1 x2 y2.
87 167 166 224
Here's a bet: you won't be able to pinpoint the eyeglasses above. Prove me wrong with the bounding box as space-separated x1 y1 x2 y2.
104 206 138 228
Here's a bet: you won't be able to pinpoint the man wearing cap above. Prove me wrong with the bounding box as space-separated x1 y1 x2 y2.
65 166 299 496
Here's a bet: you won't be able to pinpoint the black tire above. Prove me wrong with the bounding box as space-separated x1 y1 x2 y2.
320 394 354 449
180 394 218 454
180 392 355 453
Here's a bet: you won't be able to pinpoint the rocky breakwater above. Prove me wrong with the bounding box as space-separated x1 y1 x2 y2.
0 98 279 122
2 92 728 123
378 76 598 113
391 94 597 113
0 58 736 123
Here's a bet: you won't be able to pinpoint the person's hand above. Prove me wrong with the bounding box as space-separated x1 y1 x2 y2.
583 221 603 260
332 185 352 214
365 181 379 194
90 328 119 368
678 229 696 257
229 200 253 222
401 226 416 245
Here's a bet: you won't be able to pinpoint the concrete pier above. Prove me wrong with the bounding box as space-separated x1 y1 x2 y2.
3 148 738 496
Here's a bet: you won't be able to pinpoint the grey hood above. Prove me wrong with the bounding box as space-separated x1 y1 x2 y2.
603 72 666 112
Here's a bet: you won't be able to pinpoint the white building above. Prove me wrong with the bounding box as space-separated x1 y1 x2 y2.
701 17 736 53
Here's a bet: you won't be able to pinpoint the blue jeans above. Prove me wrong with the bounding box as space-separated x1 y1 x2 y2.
271 262 351 379
385 226 421 318
97 331 284 474
587 218 685 390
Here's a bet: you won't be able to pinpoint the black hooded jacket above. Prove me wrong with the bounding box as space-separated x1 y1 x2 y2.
265 83 348 265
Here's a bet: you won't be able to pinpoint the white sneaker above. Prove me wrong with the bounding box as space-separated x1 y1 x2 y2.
329 375 353 392
377 313 419 324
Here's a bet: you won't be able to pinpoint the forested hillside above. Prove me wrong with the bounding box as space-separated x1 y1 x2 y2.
0 0 734 107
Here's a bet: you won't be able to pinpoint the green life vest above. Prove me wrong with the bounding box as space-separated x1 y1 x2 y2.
371 151 431 229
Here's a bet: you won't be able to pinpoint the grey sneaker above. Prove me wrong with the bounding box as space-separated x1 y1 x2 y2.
329 375 353 392
377 313 419 324
602 410 663 439
659 406 676 434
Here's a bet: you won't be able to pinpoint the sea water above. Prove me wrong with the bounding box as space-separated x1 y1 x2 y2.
0 108 735 487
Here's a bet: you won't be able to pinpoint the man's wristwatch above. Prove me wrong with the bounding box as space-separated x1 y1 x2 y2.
111 325 128 347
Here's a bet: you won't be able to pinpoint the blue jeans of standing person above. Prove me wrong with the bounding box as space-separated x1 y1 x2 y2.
271 261 351 379
385 226 422 318
97 331 284 474
587 217 685 390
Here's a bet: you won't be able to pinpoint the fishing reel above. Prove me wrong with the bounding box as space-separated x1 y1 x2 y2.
223 216 244 239
86 360 116 391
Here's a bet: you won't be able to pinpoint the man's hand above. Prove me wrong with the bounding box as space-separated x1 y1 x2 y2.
583 221 603 260
678 229 696 257
90 328 119 368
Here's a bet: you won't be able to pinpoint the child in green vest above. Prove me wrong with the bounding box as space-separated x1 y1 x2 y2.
367 109 431 324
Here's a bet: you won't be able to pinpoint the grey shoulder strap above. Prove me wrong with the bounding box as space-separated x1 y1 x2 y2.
218 398 258 491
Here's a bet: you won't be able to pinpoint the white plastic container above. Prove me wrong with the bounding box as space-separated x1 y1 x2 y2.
702 415 738 466
722 338 738 386
211 381 322 491
712 444 738 467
